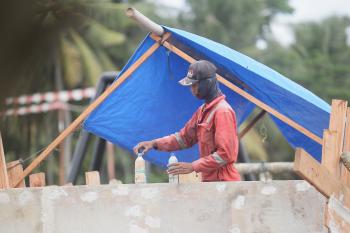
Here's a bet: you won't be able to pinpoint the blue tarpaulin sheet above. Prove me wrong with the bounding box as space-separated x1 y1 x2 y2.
84 27 330 168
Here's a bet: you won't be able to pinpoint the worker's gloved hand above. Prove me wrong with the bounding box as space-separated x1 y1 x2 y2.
167 162 194 175
133 140 156 155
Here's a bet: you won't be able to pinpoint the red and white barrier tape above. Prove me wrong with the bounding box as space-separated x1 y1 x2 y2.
5 87 95 106
0 102 68 117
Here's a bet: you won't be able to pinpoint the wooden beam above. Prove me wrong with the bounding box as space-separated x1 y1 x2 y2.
294 148 350 207
322 130 339 177
13 35 166 188
7 160 25 188
0 133 9 189
150 34 323 145
239 110 266 139
329 100 348 153
85 171 100 186
29 173 46 187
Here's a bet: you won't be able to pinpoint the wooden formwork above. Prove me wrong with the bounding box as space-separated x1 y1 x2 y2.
294 99 350 232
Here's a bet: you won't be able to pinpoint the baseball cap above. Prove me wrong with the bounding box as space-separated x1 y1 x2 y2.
179 60 217 86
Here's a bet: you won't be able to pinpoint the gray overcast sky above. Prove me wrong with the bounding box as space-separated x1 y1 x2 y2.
272 0 350 45
155 0 350 46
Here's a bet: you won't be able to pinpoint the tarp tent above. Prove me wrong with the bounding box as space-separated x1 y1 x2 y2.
84 26 330 169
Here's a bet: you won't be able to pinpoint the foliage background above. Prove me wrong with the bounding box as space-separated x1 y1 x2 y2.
0 0 349 184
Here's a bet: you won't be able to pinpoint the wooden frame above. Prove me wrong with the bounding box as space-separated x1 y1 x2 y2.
13 33 171 187
149 34 323 145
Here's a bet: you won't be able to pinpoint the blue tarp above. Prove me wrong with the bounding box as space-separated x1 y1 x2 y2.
84 27 330 168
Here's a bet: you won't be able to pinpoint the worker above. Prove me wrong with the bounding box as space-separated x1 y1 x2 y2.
133 60 240 181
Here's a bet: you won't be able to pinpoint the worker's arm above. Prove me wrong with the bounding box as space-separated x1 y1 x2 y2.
192 109 238 172
133 110 199 154
155 110 199 152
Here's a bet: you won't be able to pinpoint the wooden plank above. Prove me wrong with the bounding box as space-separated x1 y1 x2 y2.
85 171 100 186
7 160 25 188
179 172 202 183
325 195 350 233
322 130 339 177
0 133 9 189
294 148 350 208
329 100 348 153
341 108 350 186
13 36 165 188
29 173 46 187
150 34 323 145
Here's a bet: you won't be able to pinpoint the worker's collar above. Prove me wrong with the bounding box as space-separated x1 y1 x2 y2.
202 94 225 111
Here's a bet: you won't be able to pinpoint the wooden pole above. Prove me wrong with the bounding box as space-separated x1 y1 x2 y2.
0 133 9 189
13 35 167 187
106 142 116 180
149 34 323 145
126 7 164 36
239 110 266 139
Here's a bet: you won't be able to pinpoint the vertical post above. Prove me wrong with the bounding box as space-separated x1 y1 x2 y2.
106 142 116 180
0 133 9 189
85 171 100 186
29 173 46 187
7 161 25 188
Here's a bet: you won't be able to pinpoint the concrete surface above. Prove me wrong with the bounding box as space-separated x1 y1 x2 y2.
0 180 327 233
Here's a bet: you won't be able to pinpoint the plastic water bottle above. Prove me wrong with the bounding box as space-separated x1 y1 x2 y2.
135 152 146 184
168 153 179 183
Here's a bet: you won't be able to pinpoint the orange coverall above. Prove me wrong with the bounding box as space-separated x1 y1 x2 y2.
155 95 240 181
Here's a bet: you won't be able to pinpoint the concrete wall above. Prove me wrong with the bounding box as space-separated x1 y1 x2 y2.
0 180 327 233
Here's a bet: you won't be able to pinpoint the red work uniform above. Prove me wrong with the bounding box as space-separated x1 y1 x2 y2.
155 95 240 181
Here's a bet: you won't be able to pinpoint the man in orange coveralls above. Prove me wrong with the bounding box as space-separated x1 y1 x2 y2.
133 60 240 181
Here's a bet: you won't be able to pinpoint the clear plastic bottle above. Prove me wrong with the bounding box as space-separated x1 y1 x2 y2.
135 152 146 184
168 153 179 183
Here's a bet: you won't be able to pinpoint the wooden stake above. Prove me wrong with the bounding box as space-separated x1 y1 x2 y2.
7 160 25 188
150 34 323 145
13 35 167 187
0 133 9 189
29 173 46 187
239 110 266 139
85 171 100 186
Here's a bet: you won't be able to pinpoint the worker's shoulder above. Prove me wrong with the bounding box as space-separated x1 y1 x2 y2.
215 100 234 113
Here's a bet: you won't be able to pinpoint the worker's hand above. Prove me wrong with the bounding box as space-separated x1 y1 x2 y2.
133 140 156 155
167 162 194 175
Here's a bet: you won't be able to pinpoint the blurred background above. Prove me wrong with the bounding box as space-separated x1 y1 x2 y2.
0 0 349 184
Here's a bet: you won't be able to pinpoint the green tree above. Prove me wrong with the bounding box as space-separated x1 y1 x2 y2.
178 0 293 50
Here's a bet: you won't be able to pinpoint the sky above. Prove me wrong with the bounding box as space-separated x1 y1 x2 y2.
272 0 350 45
154 0 350 46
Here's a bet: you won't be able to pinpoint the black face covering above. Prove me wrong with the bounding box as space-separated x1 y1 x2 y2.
197 77 221 103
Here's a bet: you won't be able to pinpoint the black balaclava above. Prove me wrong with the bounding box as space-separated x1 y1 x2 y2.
179 60 222 103
197 77 221 103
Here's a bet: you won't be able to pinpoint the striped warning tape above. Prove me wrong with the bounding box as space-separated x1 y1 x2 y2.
0 102 67 117
5 87 95 106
